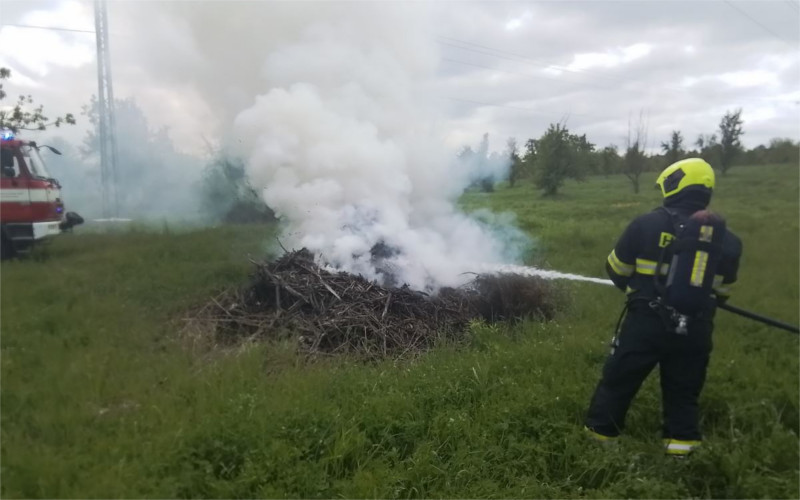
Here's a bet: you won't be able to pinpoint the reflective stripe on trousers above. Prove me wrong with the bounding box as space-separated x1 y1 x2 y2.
664 438 701 455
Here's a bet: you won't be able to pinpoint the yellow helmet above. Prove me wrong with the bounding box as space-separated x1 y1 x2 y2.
655 158 715 198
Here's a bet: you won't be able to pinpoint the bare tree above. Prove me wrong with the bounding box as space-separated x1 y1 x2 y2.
623 111 648 193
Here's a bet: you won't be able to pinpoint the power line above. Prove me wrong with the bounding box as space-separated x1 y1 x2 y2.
0 23 95 34
723 0 793 44
438 38 769 128
441 57 615 92
784 0 800 13
440 57 672 123
439 41 709 101
438 33 797 107
438 36 641 87
440 56 793 111
443 96 617 123
437 36 692 95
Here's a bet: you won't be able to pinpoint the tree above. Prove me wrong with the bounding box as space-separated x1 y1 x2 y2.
734 138 799 166
661 130 684 166
458 133 509 193
81 95 203 219
533 122 590 196
0 67 6 101
694 134 704 151
476 133 494 192
623 112 648 193
599 145 621 177
0 67 76 133
201 154 276 223
521 137 537 178
765 138 800 164
718 108 744 175
572 133 596 173
506 137 525 187
695 133 721 167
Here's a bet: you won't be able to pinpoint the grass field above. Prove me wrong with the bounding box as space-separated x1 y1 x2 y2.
1 164 798 498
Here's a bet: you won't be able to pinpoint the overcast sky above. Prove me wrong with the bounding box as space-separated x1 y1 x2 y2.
1 0 798 156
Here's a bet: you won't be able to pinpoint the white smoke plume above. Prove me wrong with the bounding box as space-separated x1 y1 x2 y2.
231 3 528 291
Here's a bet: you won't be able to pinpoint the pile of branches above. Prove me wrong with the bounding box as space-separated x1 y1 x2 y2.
187 249 562 359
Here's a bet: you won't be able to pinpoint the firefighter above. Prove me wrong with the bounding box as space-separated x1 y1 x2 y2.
584 158 742 457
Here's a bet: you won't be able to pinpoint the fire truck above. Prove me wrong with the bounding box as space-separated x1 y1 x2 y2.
0 129 83 259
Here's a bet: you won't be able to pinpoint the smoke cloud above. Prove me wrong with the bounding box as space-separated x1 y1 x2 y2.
42 97 205 222
11 2 530 289
231 3 528 291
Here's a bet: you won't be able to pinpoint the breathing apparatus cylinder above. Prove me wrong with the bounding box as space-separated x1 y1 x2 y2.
662 210 727 316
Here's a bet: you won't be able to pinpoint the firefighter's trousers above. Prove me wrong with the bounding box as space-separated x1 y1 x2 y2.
584 305 713 441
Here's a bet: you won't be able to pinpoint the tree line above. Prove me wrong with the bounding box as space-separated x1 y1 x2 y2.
2 67 796 202
467 109 799 196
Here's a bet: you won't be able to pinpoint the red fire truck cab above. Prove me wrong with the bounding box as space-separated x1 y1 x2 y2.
0 129 83 258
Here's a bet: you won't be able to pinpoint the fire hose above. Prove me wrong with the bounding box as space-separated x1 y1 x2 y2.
716 302 799 334
594 277 800 335
594 278 800 334
584 276 799 334
486 265 799 335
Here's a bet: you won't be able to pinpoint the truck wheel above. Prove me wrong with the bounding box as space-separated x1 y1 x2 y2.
0 233 15 260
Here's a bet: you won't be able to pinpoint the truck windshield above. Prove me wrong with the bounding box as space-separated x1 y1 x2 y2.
21 145 51 179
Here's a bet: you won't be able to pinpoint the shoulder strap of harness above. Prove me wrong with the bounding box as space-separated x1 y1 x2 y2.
653 207 682 296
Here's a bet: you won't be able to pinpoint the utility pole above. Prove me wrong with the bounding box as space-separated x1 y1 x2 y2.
93 0 119 218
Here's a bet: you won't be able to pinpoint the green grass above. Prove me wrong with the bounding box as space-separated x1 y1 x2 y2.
2 165 798 498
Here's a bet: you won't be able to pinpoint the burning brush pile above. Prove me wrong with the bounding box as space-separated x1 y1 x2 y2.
188 249 563 359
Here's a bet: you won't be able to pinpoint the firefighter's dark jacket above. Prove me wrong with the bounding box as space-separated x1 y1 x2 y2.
606 194 742 305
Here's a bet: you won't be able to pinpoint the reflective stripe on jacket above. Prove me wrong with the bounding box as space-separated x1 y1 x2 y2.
605 207 742 304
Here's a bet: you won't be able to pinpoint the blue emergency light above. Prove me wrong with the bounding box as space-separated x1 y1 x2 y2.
0 129 14 141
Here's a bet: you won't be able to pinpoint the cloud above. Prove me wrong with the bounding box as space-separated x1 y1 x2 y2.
431 1 799 149
1 0 797 159
505 11 532 31
545 43 653 75
719 70 780 88
0 1 94 78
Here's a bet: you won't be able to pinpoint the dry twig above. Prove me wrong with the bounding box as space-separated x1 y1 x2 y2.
185 248 561 360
